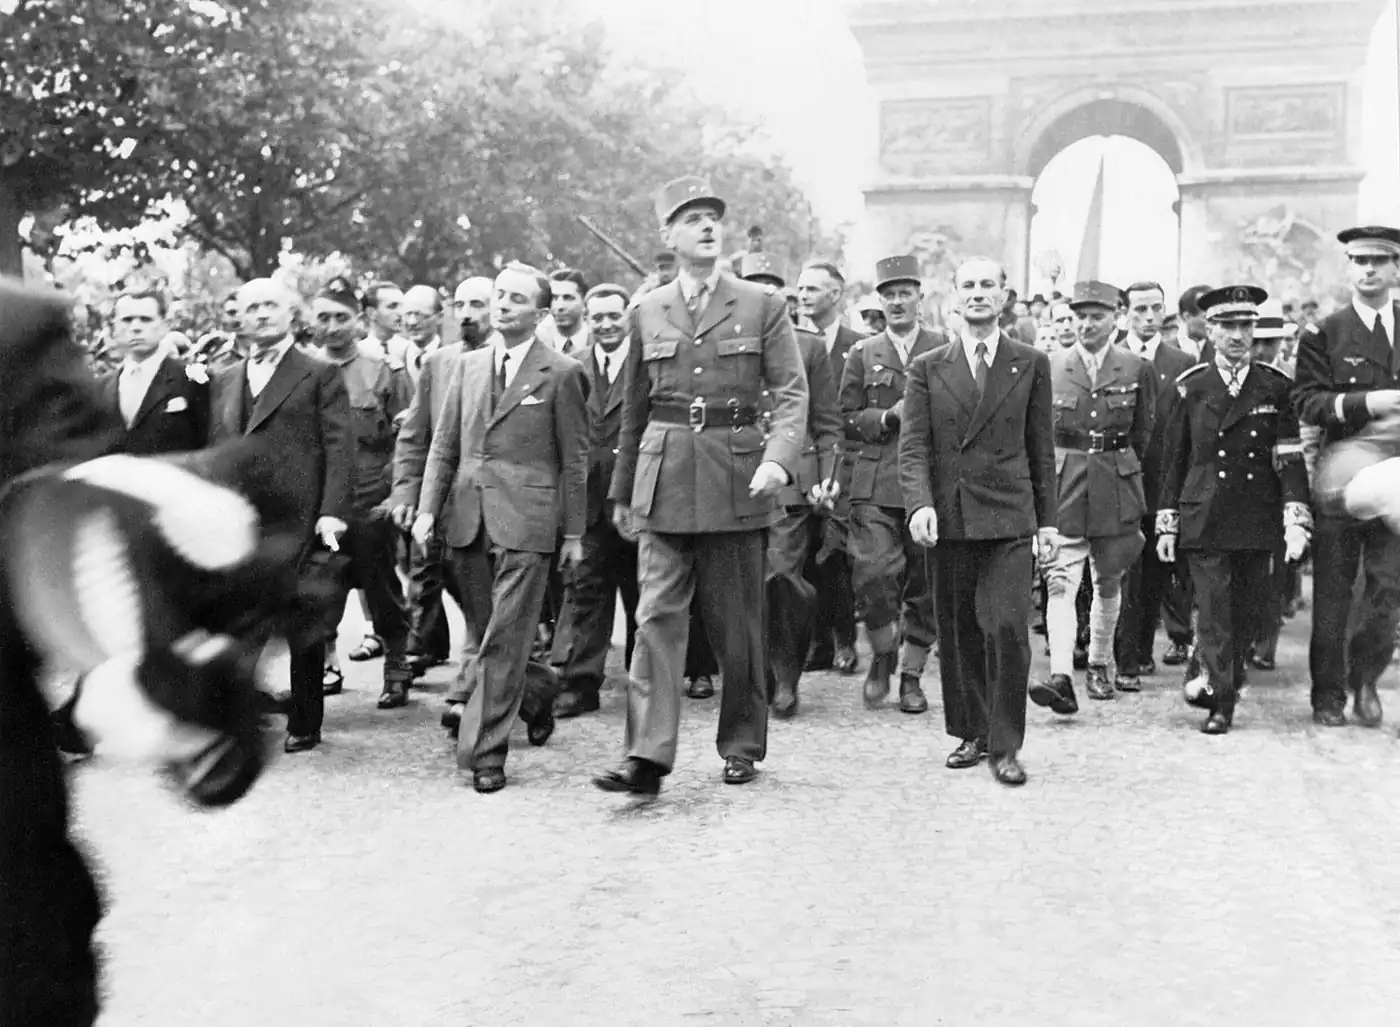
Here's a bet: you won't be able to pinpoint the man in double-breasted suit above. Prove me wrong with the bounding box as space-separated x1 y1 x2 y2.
840 256 945 713
1157 285 1310 734
899 257 1057 786
549 283 640 719
593 176 808 795
1115 281 1198 677
415 263 589 794
1294 225 1400 727
1029 281 1154 717
208 278 355 753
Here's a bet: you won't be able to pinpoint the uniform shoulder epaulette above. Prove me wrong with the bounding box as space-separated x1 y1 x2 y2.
853 339 865 351
1175 363 1209 386
1256 361 1293 382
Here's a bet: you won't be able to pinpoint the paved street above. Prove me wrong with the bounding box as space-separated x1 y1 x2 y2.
77 589 1400 1026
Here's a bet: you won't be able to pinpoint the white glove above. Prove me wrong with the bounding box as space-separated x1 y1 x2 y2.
411 513 435 547
1284 524 1309 563
1156 533 1176 564
315 516 347 552
909 506 938 547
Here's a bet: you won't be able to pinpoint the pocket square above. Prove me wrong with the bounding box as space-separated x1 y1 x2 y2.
520 395 544 406
164 397 189 413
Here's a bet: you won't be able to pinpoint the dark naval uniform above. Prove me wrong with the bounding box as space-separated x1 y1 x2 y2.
1157 293 1310 733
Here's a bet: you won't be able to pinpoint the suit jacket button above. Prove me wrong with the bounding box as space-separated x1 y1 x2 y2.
1090 411 1098 418
612 447 619 455
693 368 702 374
1218 471 1226 478
1218 450 1226 457
1247 473 1254 480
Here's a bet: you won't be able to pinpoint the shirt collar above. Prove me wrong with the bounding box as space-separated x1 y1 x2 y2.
1129 332 1160 359
491 332 536 364
250 335 295 366
677 267 721 302
1353 298 1395 336
596 335 629 369
1075 342 1105 375
122 349 165 376
960 326 999 363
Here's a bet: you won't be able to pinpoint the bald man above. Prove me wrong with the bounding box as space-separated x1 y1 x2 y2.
453 276 493 350
208 277 355 753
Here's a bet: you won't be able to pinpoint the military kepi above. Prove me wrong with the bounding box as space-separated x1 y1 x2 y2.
1338 225 1400 259
318 275 359 311
1068 280 1119 311
654 176 726 229
1199 284 1267 323
875 255 920 291
738 252 785 287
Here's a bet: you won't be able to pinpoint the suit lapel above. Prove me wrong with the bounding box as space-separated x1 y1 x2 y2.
693 275 739 341
247 348 312 433
490 339 548 426
1065 348 1093 393
129 357 175 429
908 326 940 366
99 370 121 420
216 363 245 439
658 281 689 337
932 342 977 425
965 333 1031 445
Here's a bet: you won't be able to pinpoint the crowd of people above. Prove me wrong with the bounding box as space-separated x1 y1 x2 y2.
53 172 1400 794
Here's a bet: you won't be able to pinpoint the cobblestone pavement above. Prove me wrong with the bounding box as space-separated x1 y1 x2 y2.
75 588 1400 1027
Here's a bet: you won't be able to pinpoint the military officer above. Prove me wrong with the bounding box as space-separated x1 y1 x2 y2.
1293 225 1400 727
1155 285 1311 735
736 253 844 718
1029 281 1154 716
593 176 808 794
840 256 945 713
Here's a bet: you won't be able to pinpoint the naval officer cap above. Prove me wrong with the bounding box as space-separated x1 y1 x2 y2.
1199 284 1268 323
654 176 726 229
875 255 921 291
1338 225 1400 259
738 252 786 288
1068 280 1120 311
317 275 360 312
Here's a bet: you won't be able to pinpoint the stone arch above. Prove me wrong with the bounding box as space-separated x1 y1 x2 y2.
1014 86 1201 180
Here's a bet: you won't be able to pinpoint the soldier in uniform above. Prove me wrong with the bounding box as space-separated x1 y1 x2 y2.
1155 285 1311 734
840 256 945 713
1029 281 1154 715
735 253 843 718
1293 225 1400 727
310 278 415 710
593 176 808 794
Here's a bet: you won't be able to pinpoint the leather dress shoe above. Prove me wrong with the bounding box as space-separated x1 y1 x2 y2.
1313 707 1347 727
1201 708 1233 735
685 675 715 699
441 702 464 737
1136 656 1157 676
898 673 928 714
553 692 600 719
376 681 409 710
525 706 555 747
1162 642 1190 666
593 757 662 795
771 681 799 719
1085 665 1115 701
832 645 859 674
863 652 896 708
946 738 988 769
1115 673 1141 693
473 767 506 794
722 756 758 785
1355 683 1384 727
1029 673 1078 715
284 732 320 753
991 752 1027 786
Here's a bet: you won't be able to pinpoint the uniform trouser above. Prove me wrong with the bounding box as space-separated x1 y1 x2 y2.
550 517 639 697
766 504 821 694
1117 515 1194 668
848 503 936 674
626 530 767 773
934 538 1032 755
807 546 857 658
445 530 556 772
406 533 465 663
1043 530 1144 677
1186 550 1271 709
685 599 718 679
286 640 325 738
321 517 410 684
1253 536 1289 658
1309 515 1400 714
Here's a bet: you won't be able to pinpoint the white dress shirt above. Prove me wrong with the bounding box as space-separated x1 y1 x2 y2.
118 350 166 426
819 320 841 356
1352 297 1396 342
1126 333 1161 361
555 325 588 355
246 336 295 398
595 336 629 384
960 326 1001 379
493 334 535 389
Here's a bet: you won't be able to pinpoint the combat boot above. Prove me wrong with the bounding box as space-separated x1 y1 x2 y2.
898 672 928 714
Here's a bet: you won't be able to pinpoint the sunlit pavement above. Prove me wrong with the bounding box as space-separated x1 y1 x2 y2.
77 588 1400 1026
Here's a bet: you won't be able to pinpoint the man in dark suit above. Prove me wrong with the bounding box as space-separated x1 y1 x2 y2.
899 256 1058 786
414 263 589 794
841 255 945 713
796 259 861 674
1115 280 1198 676
208 278 355 753
1157 285 1310 734
550 283 640 719
1294 224 1400 727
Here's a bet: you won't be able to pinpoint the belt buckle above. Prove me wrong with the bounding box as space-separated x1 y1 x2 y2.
688 396 706 432
1087 432 1106 454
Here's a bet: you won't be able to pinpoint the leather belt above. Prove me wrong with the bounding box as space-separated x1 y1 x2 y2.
650 398 760 432
1055 429 1131 453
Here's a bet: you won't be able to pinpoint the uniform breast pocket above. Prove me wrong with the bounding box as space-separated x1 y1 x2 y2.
351 402 391 449
643 339 679 393
865 368 898 405
1334 358 1382 387
1105 391 1138 427
1052 393 1078 426
717 336 762 389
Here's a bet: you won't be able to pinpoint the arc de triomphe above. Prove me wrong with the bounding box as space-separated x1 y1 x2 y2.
850 0 1389 300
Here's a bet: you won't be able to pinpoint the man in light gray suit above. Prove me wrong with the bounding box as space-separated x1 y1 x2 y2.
414 263 589 794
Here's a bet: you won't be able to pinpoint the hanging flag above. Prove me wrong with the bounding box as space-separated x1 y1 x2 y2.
1076 151 1106 283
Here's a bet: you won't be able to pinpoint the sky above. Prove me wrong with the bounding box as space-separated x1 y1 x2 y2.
573 0 1400 296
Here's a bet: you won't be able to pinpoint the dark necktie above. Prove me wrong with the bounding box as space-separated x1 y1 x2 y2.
600 352 611 385
493 353 508 411
688 283 709 324
974 341 989 396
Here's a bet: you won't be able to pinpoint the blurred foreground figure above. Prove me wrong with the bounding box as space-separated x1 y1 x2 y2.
0 281 307 1027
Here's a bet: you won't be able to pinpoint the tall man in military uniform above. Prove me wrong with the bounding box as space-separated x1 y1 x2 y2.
593 176 808 794
1294 225 1400 727
1156 286 1311 734
840 256 945 713
1029 281 1154 716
